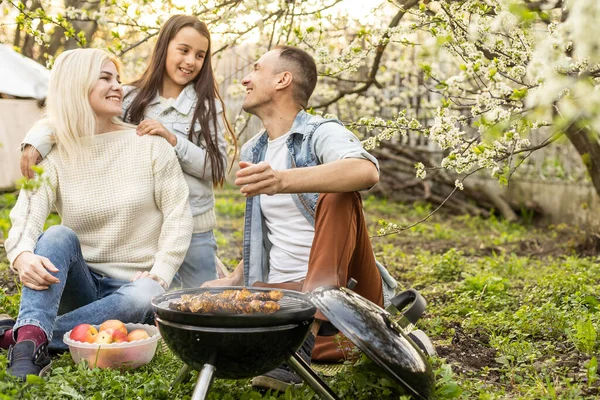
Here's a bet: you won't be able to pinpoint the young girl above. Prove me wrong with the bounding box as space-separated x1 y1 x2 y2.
22 15 236 288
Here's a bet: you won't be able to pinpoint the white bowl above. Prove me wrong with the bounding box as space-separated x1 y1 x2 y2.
63 323 161 369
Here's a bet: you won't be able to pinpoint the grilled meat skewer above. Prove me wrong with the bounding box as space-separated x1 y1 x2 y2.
169 289 283 314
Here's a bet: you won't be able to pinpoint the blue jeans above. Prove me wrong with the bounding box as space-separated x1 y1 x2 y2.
171 230 218 289
13 226 165 351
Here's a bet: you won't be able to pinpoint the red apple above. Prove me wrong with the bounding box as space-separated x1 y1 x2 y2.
99 320 127 336
127 329 150 342
111 329 129 343
100 328 126 343
94 330 113 344
70 324 98 343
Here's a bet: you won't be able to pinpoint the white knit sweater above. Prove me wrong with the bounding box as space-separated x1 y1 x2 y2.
6 129 193 286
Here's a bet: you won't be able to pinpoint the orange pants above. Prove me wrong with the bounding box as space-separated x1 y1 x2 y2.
253 192 383 362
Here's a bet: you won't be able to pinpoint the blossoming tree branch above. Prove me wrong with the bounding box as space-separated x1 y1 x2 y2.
2 0 598 230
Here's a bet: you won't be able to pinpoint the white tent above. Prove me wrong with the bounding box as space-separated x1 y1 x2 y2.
0 44 50 100
0 44 48 189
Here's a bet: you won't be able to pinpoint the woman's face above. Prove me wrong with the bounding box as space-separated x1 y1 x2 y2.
89 61 123 120
162 27 209 95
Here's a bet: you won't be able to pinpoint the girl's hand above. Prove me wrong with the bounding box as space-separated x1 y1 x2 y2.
20 145 42 179
131 270 168 290
14 252 60 290
137 120 177 146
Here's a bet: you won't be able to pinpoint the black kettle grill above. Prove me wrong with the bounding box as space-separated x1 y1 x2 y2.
151 286 435 399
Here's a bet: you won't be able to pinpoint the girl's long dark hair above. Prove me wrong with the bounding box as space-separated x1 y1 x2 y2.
125 15 236 186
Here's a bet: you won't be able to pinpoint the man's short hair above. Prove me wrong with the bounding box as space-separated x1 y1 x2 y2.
273 45 317 108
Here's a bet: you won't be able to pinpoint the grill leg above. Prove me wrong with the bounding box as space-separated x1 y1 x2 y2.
191 363 216 400
171 363 194 389
287 353 340 400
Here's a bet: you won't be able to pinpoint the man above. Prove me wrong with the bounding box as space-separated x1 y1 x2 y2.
202 45 397 391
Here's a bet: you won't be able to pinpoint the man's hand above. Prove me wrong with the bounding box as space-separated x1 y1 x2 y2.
131 270 168 290
20 145 42 179
137 119 177 146
235 161 286 197
202 260 244 287
237 159 379 195
14 252 60 290
201 276 238 288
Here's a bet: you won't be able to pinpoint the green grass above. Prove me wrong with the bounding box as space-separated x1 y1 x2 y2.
0 188 599 399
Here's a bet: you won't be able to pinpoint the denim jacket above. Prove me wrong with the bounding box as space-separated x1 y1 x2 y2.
22 84 227 218
241 110 397 302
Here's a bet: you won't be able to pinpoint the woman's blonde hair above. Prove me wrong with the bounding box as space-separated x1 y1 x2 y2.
46 48 128 159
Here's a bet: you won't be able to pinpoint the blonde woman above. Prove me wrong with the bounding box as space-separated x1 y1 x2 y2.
1 48 193 380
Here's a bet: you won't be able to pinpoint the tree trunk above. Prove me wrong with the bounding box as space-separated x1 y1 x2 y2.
14 0 99 65
565 125 600 196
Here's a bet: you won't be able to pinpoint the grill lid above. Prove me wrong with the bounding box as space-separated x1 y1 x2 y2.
309 286 435 400
152 287 316 328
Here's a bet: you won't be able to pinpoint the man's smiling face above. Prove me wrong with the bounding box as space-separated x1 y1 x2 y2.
241 50 282 115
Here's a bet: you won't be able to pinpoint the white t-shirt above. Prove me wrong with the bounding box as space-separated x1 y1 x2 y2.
260 132 315 284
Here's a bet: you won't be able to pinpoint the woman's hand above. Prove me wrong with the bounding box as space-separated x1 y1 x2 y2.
14 252 60 290
131 270 168 290
137 120 177 146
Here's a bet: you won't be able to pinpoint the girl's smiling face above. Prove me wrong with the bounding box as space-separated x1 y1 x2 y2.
162 27 209 97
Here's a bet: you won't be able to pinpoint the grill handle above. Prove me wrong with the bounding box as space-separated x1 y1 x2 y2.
347 278 358 290
388 289 426 325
